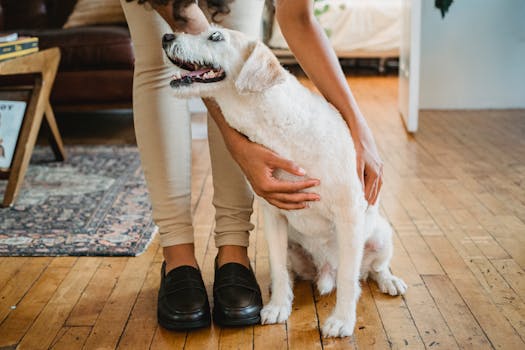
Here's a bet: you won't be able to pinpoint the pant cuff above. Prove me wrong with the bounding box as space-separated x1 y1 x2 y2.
214 231 250 248
158 226 194 247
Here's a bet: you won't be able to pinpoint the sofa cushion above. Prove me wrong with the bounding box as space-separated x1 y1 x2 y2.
18 26 134 70
63 0 126 29
2 0 78 30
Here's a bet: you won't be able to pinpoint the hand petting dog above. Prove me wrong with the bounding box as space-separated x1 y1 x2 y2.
276 0 384 207
203 98 321 210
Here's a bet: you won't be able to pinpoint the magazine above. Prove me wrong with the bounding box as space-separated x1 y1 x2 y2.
0 100 27 170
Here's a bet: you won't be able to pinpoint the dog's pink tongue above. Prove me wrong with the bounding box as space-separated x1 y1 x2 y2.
187 68 212 77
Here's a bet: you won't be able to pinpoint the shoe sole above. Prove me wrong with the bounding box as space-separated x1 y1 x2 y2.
158 313 211 331
213 313 261 327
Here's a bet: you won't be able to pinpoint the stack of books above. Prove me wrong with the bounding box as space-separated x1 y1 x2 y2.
0 33 39 62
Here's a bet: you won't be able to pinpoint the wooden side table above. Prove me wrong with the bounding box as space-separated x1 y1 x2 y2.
0 48 66 207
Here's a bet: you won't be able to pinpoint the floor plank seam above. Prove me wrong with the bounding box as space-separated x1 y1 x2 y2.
64 258 105 328
1 257 54 325
366 282 392 350
114 261 155 350
50 258 103 349
419 275 465 350
390 230 434 348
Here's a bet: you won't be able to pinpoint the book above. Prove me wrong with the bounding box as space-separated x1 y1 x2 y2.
0 33 19 43
0 48 39 62
0 100 27 170
0 37 39 62
0 37 39 54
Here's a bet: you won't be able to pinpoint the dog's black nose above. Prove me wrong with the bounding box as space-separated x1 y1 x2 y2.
163 33 176 43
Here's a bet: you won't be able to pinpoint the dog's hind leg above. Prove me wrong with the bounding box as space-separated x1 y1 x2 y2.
316 262 336 295
322 205 365 338
288 241 317 280
260 205 293 324
367 215 407 296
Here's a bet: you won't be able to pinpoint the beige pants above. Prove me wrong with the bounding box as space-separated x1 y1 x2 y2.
120 0 264 248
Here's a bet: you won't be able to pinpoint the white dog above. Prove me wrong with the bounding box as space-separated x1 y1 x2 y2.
162 27 407 337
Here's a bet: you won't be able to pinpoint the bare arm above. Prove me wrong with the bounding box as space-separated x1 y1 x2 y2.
275 0 384 205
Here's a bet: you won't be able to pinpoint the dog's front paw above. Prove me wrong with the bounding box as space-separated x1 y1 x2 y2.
260 302 292 324
322 314 356 338
377 275 407 296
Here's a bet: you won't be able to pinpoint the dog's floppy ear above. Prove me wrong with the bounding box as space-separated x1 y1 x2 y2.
235 41 286 94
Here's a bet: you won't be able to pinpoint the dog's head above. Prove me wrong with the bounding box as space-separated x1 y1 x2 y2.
162 27 286 97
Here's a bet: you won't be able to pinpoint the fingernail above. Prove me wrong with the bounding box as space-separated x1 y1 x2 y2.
297 167 306 175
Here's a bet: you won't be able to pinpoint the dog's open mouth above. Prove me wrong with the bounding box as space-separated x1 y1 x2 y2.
168 56 225 88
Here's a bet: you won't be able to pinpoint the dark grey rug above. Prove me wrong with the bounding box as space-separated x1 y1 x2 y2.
0 146 156 256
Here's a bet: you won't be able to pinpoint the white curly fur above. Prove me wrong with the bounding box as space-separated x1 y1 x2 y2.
163 27 407 337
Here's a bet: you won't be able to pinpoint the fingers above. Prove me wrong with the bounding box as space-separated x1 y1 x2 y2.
248 150 321 210
357 161 365 191
368 179 379 205
370 173 383 205
255 179 321 210
373 178 383 204
270 154 307 177
254 175 320 210
264 151 320 190
270 192 320 204
268 178 320 193
364 174 376 205
363 165 384 205
266 192 320 210
267 199 309 210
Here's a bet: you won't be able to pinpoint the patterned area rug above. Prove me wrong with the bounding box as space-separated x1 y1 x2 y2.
0 146 156 256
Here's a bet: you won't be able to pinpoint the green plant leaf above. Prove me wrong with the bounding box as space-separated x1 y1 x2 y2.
435 0 454 18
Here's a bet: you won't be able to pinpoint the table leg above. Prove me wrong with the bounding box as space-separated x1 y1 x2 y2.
0 48 61 207
2 78 45 207
44 102 66 161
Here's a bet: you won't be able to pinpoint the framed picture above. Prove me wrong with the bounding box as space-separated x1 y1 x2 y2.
0 100 27 170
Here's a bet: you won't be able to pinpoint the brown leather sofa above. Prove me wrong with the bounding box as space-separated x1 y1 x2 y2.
0 0 134 110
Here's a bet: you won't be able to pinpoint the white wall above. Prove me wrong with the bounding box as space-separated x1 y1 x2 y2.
419 0 525 109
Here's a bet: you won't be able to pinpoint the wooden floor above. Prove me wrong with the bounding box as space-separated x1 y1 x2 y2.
1 76 525 349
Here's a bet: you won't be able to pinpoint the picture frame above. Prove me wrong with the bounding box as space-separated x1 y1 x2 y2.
0 100 27 170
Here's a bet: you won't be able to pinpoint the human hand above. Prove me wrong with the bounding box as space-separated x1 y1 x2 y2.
230 135 321 210
153 2 209 34
203 98 320 210
351 123 384 206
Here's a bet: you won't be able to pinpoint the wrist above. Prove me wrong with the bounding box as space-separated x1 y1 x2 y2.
224 129 246 152
341 111 378 150
342 109 367 133
203 97 249 157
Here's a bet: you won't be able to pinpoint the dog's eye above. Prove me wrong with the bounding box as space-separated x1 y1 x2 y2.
208 31 224 42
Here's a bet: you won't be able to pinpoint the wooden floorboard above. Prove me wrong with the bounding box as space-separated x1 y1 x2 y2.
1 76 524 349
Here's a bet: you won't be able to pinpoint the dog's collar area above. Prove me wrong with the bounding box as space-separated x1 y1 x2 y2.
168 56 226 87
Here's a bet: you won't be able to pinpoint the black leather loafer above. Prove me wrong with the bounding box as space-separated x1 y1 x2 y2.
157 262 211 330
213 259 263 326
